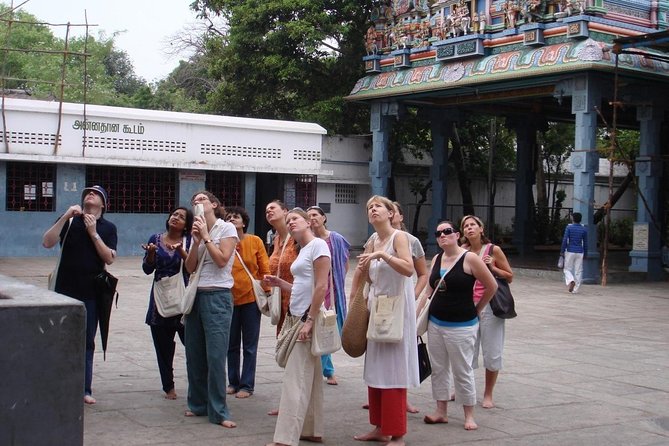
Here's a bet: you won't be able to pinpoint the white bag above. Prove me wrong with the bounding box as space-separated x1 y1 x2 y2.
367 294 404 343
416 271 447 336
269 287 282 325
557 254 565 269
269 234 291 326
235 251 269 316
311 308 342 356
154 272 186 317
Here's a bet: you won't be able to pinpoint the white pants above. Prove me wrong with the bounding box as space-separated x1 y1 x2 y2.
563 251 583 292
428 321 478 407
273 340 323 446
472 304 505 371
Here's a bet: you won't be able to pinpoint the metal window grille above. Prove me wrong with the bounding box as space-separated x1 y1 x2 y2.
335 184 358 204
295 175 316 209
6 162 55 211
205 172 244 208
86 166 176 214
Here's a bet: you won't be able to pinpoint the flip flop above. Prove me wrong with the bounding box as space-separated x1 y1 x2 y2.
423 415 448 424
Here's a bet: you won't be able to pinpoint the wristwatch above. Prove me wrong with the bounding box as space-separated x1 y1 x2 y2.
204 239 213 245
92 233 101 241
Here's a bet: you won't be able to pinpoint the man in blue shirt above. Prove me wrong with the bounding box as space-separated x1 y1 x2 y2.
560 212 587 293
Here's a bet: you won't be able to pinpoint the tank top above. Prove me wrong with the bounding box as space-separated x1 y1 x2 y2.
428 251 477 323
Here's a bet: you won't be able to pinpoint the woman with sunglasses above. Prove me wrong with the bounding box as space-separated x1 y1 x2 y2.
306 205 350 386
183 191 239 428
460 215 513 409
141 207 193 400
265 208 331 446
351 195 417 446
417 221 496 430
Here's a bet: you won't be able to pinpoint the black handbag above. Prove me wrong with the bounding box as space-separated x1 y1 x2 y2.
490 277 517 319
417 336 432 383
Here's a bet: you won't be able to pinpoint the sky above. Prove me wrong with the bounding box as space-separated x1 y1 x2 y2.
17 0 198 82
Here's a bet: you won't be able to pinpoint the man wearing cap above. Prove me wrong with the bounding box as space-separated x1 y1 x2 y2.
42 185 118 405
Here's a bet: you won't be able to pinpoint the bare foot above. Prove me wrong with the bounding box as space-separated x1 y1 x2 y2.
464 418 478 430
266 443 289 446
423 414 448 424
236 390 252 399
388 437 405 446
83 395 96 405
362 403 370 410
326 376 338 385
267 408 279 416
299 435 323 443
407 403 420 413
220 420 237 428
226 386 237 395
354 428 391 442
481 397 495 409
165 388 177 400
184 410 196 417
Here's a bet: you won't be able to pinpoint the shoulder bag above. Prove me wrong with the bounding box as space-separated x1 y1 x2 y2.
341 236 374 357
275 314 305 368
417 336 432 383
486 244 517 319
235 249 270 316
153 236 187 318
269 234 291 325
47 217 73 291
311 270 341 356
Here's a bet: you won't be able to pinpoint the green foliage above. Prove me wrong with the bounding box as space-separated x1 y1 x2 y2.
598 217 633 247
191 0 374 133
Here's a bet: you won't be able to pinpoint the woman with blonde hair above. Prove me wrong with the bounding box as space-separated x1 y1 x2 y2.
352 195 418 446
265 208 331 446
460 214 513 409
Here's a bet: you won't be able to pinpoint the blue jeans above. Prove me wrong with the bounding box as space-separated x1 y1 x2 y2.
83 299 99 396
227 301 261 393
184 288 233 424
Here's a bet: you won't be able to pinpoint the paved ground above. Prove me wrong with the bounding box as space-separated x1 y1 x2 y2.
2 256 669 446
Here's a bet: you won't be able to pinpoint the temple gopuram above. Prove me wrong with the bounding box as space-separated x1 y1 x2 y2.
347 0 669 282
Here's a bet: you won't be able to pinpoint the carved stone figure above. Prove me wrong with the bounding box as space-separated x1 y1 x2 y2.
504 0 520 28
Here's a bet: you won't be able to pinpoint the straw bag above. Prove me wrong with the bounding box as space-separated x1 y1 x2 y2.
341 240 373 357
235 250 270 316
270 234 291 325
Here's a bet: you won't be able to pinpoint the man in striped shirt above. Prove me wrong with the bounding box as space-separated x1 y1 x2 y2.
560 212 588 293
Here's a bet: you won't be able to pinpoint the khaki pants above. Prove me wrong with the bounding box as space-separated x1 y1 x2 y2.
273 339 323 445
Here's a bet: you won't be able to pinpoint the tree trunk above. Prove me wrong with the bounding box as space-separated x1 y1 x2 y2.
412 180 432 234
593 171 634 224
451 123 475 216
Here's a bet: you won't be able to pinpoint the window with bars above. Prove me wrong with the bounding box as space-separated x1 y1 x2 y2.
205 172 244 208
295 175 316 209
335 184 358 204
6 162 55 211
86 166 177 213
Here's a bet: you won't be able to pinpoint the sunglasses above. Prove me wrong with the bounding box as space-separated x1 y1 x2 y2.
434 228 457 237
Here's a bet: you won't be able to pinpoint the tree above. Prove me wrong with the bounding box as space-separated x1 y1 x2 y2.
188 0 373 134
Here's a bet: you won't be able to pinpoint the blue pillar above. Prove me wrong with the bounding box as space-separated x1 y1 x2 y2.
244 172 257 233
178 170 206 207
427 113 452 256
369 102 397 198
510 119 536 257
629 104 664 279
571 75 600 284
57 164 86 213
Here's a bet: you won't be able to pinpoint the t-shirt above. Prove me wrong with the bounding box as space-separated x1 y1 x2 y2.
289 237 331 316
197 219 239 289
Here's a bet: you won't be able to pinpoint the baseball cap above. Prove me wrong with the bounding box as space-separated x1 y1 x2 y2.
81 185 109 211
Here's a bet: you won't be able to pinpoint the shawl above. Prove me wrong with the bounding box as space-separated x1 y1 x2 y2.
327 231 351 330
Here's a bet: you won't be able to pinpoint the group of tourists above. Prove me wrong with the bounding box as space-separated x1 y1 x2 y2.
44 186 518 446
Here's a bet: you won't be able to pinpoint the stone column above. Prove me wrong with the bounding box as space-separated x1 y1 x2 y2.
369 102 398 197
571 75 600 283
508 117 535 257
426 112 453 256
629 104 664 279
